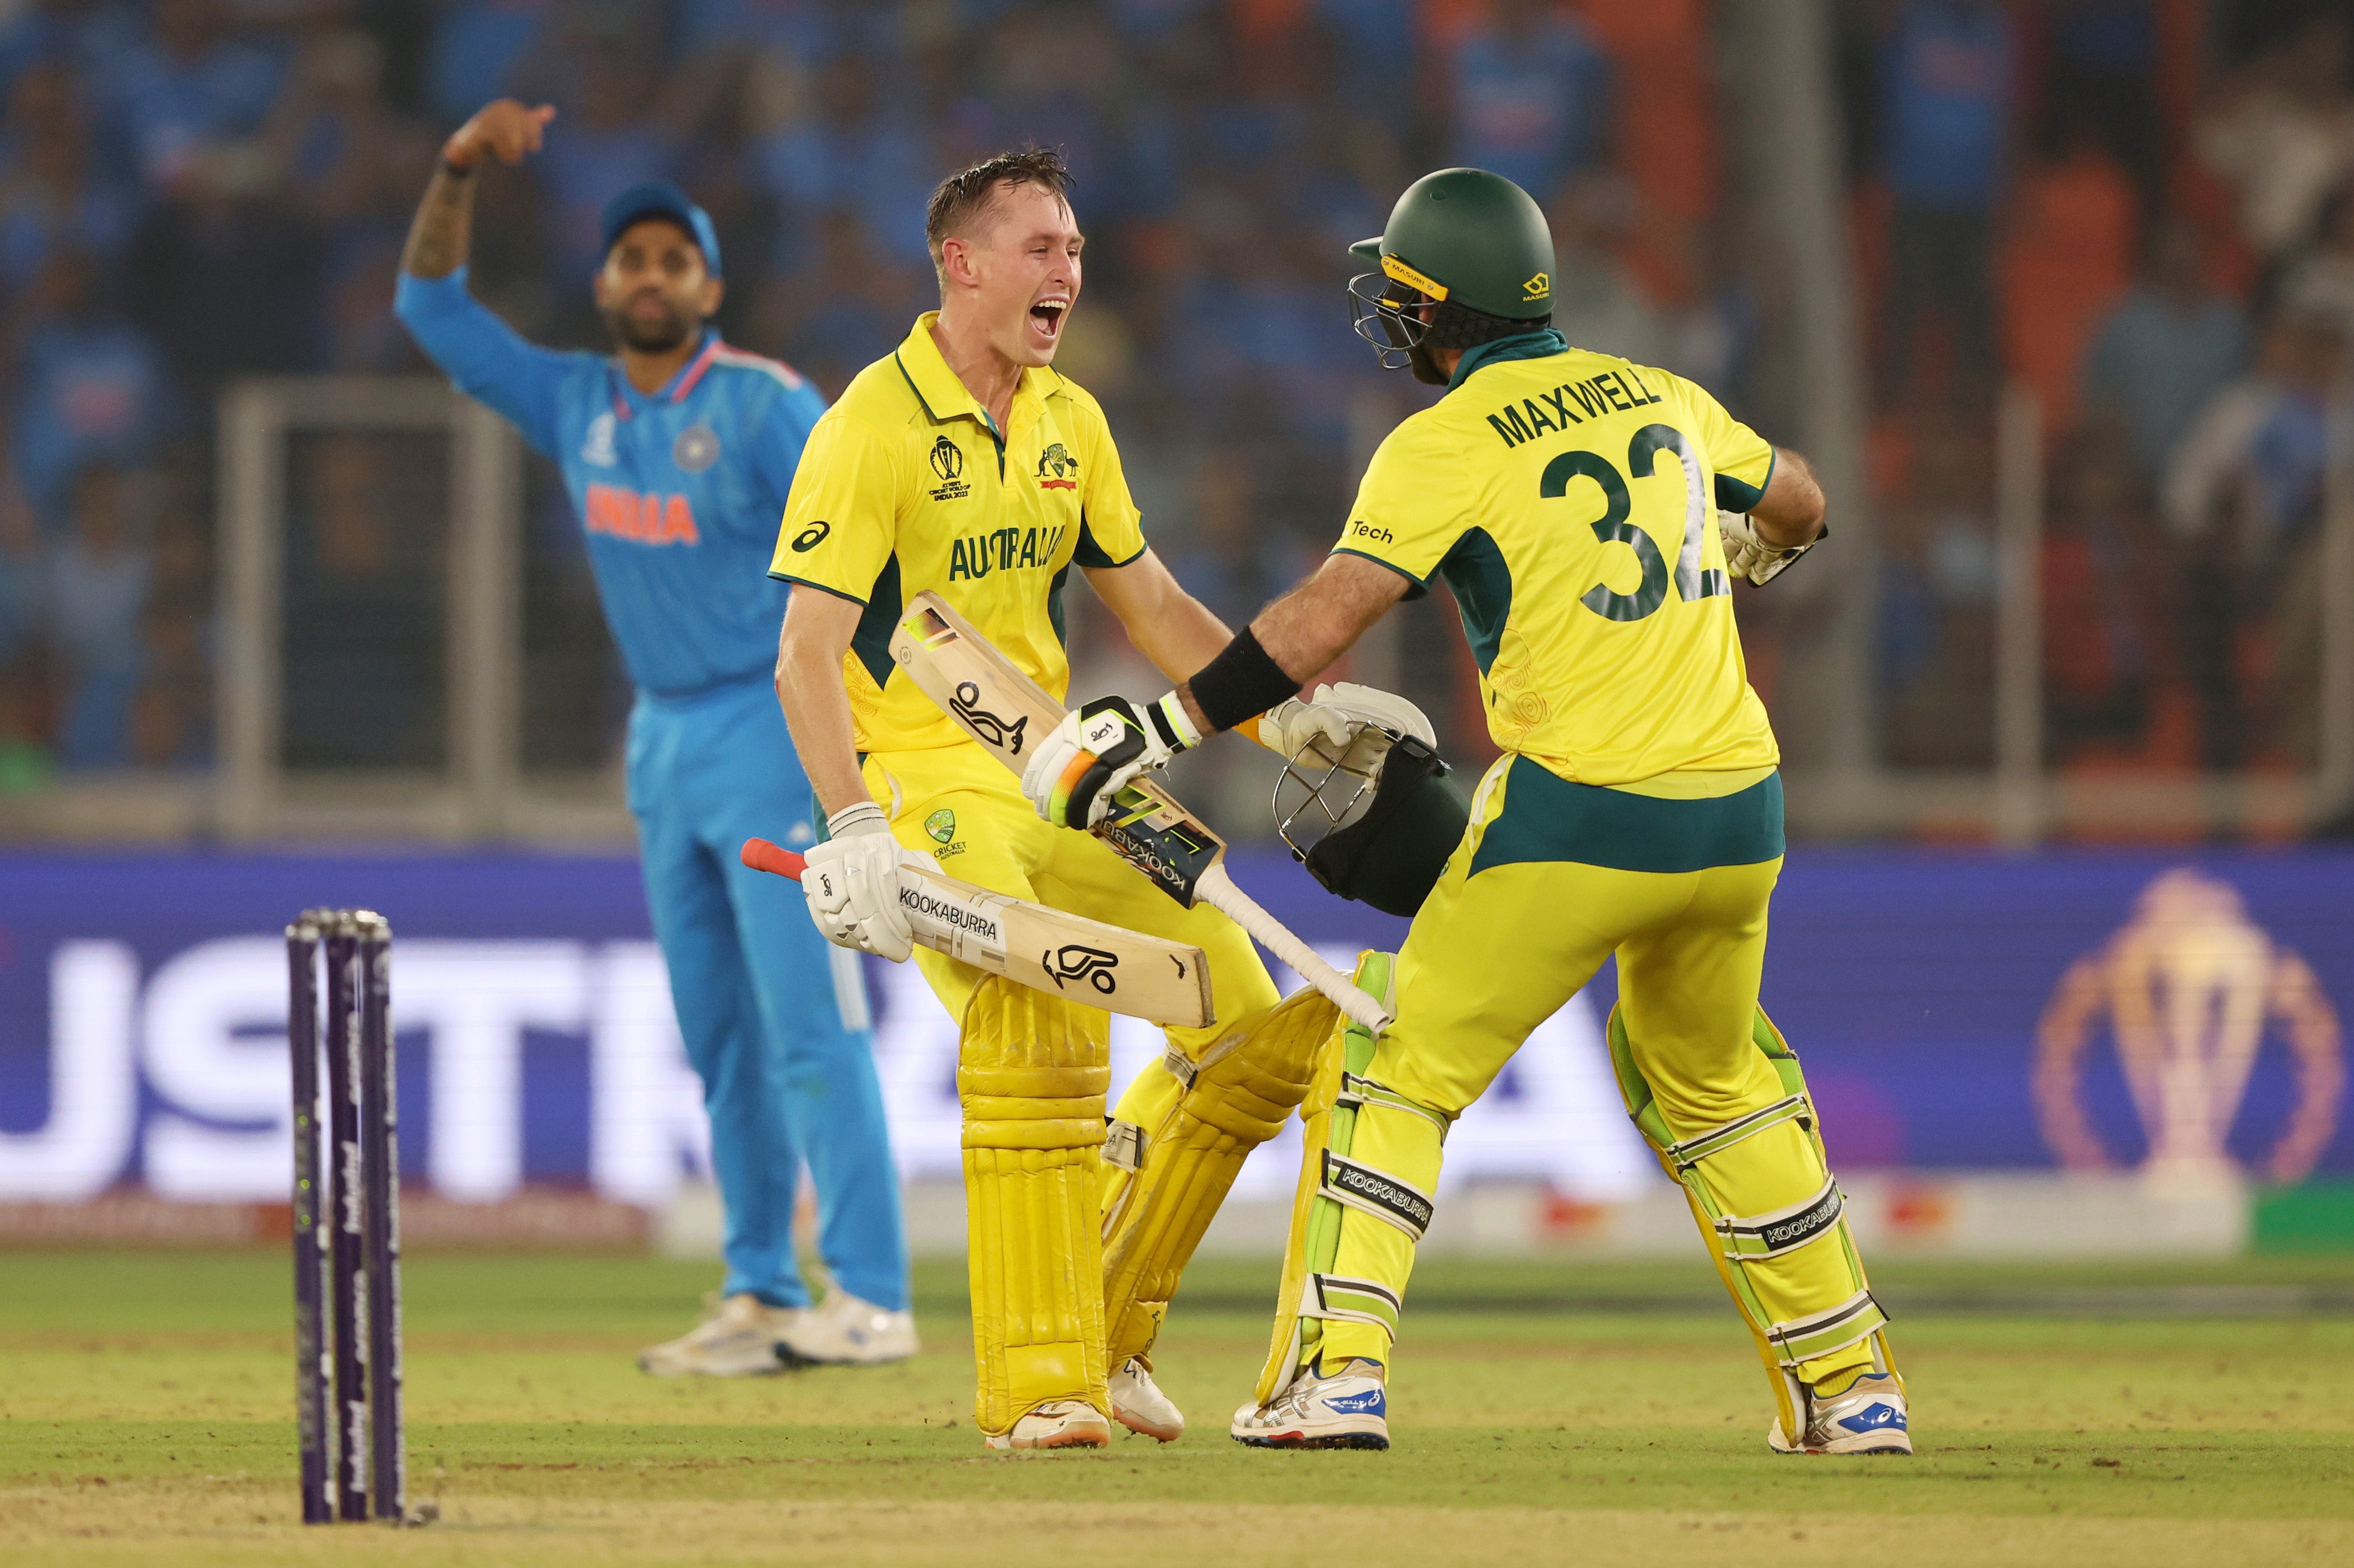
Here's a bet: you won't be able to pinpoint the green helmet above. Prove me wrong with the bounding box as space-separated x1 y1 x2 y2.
1350 168 1556 323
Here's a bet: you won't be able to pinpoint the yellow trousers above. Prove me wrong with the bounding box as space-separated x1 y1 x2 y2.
1319 756 1878 1391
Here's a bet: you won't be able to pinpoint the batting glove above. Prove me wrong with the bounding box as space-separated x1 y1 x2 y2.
1717 509 1825 587
799 802 938 963
1257 681 1436 760
1023 693 1200 829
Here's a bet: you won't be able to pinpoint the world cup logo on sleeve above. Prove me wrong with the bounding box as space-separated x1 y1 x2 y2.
2034 868 2344 1188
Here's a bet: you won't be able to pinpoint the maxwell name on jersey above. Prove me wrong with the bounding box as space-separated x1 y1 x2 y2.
1482 364 1668 449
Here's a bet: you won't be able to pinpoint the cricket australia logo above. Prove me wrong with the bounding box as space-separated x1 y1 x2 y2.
1035 442 1079 490
1046 944 1120 996
581 411 618 468
949 680 1028 755
929 436 970 501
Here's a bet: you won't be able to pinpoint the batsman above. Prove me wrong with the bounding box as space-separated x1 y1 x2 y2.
771 148 1424 1451
1024 168 1909 1457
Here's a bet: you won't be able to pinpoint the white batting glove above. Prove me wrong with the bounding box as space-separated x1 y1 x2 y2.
1717 510 1823 587
799 802 938 963
1023 693 1199 830
1258 681 1436 760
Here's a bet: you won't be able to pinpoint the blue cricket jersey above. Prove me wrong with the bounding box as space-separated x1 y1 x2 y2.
394 267 823 697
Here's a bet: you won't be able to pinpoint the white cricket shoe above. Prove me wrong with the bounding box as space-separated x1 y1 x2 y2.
775 1288 918 1365
1109 1356 1184 1442
1767 1371 1912 1455
1229 1357 1390 1449
636 1292 802 1377
983 1399 1112 1451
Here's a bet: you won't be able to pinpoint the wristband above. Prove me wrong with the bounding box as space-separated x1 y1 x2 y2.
441 155 476 179
1185 626 1299 735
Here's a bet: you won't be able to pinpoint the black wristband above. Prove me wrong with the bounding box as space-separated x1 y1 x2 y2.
442 156 475 179
1186 627 1299 734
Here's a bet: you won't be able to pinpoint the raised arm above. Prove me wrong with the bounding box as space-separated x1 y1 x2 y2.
391 99 568 455
400 99 554 280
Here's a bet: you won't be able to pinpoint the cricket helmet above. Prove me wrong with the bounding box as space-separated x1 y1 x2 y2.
1273 725 1470 919
1348 168 1556 369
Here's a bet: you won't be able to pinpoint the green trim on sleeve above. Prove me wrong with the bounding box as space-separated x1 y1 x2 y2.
1715 447 1773 513
1332 546 1431 600
771 572 868 606
1073 513 1146 569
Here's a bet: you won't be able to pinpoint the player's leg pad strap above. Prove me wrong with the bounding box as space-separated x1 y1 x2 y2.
1099 984 1340 1367
959 978 1111 1436
1713 1175 1845 1261
1319 1144 1436 1241
1767 1288 1890 1370
1296 1272 1401 1339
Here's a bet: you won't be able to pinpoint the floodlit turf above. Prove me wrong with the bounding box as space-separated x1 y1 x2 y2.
4 1250 2353 1566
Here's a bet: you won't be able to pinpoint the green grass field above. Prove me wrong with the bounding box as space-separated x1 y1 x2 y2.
5 1249 2352 1566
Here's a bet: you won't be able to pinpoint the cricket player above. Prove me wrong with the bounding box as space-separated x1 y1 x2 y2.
772 147 1418 1449
1024 168 1909 1456
393 100 911 1373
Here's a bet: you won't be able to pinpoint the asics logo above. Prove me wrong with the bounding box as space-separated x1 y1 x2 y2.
1837 1403 1905 1433
1324 1388 1385 1415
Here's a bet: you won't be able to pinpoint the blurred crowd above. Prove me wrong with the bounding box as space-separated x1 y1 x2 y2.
0 0 1746 792
1851 0 2353 797
0 0 2342 835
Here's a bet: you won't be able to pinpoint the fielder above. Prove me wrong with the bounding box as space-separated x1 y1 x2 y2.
394 100 911 1373
771 147 1419 1450
1023 168 1909 1456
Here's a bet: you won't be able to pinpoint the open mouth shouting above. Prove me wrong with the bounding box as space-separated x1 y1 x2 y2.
1026 294 1069 351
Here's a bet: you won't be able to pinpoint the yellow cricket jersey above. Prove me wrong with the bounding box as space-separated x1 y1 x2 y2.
771 313 1146 754
1337 331 1781 785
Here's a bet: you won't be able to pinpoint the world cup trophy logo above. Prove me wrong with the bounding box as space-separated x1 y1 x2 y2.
2034 868 2342 1189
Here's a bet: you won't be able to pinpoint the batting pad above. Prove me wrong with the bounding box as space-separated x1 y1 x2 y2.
1098 984 1340 1368
1608 1004 1897 1442
1254 953 1455 1405
960 977 1112 1437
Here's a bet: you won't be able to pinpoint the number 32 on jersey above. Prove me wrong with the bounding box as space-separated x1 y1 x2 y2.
1544 423 1730 624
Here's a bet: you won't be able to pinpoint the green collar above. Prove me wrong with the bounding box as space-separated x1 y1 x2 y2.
1445 328 1568 392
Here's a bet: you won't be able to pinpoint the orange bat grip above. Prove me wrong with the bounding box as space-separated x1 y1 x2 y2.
739 838 808 880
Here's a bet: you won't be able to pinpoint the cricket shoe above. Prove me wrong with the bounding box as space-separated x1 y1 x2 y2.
1109 1356 1184 1442
637 1292 802 1377
1229 1357 1390 1449
775 1288 918 1366
1767 1371 1911 1455
983 1399 1112 1451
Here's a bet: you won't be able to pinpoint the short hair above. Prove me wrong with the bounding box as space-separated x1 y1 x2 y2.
925 146 1076 284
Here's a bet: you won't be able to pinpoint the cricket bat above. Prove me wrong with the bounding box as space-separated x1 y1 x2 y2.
885 592 1393 1033
740 837 1213 1028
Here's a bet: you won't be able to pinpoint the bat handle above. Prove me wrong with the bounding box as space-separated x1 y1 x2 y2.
1195 864 1393 1034
740 839 808 880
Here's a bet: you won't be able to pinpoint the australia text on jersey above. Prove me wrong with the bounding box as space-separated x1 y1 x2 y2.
947 524 1068 581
